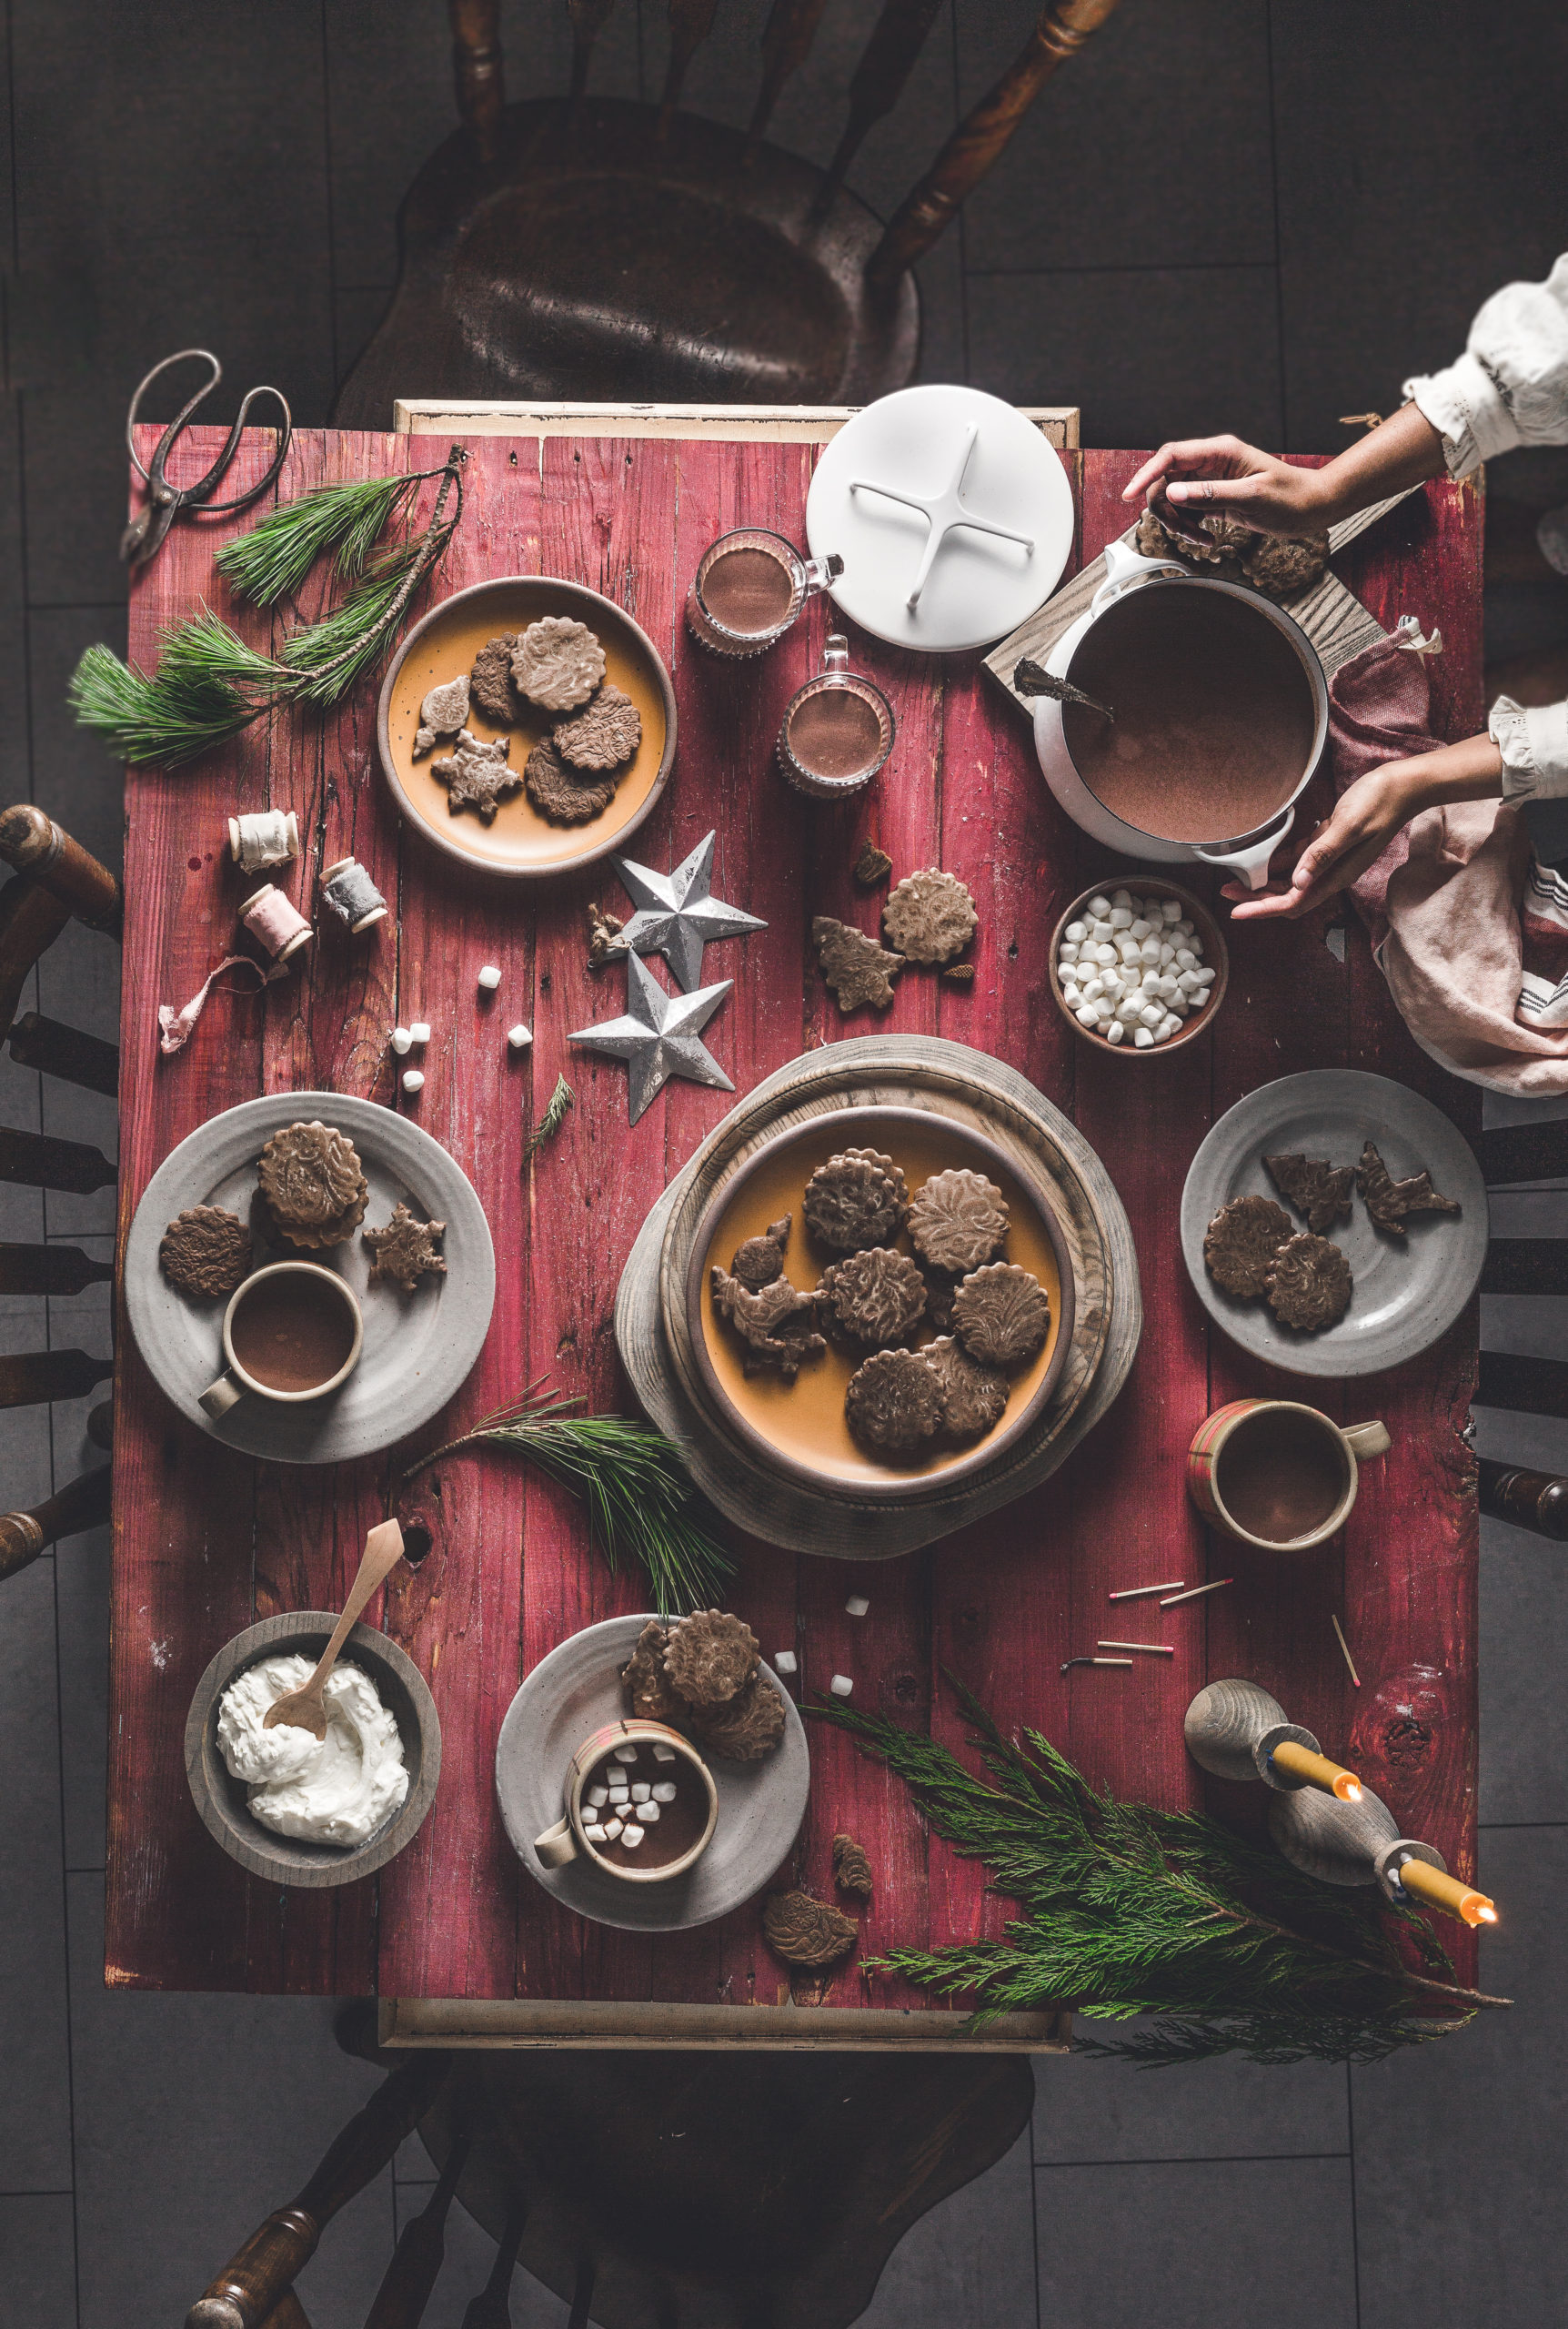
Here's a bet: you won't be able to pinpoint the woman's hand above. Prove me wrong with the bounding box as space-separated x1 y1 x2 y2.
1221 764 1430 921
1121 436 1330 542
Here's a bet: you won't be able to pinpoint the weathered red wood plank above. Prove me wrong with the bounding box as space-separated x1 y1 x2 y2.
107 429 1483 2010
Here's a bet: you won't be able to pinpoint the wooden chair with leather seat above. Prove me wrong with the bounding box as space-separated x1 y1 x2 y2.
333 0 1124 422
186 2010 1035 2329
0 802 122 1582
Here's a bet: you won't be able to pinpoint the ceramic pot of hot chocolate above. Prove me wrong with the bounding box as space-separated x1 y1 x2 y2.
1031 539 1330 890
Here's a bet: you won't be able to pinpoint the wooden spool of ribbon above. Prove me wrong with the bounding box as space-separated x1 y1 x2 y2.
240 883 314 963
228 809 299 873
319 856 387 933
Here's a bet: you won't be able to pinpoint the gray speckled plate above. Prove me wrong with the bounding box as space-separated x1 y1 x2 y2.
124 1091 495 1463
497 1615 809 1933
1181 1070 1487 1379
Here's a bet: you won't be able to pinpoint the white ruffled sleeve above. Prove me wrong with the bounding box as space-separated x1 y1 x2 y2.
1404 254 1568 477
1491 693 1568 801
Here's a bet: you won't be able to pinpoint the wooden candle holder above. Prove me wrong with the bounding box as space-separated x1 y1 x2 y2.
1183 1678 1359 1798
1266 1783 1445 1901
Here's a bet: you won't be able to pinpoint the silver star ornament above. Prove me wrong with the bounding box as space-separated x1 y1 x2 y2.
612 830 767 991
569 950 735 1124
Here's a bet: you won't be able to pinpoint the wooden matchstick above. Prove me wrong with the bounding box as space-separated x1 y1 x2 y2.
1159 1578 1233 1608
1332 1613 1362 1688
1107 1581 1184 1601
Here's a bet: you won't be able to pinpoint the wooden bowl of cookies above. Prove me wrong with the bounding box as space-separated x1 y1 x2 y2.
1047 877 1229 1058
377 575 677 881
682 1104 1076 1501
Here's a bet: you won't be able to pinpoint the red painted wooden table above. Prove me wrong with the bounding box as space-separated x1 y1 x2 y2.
108 419 1483 2034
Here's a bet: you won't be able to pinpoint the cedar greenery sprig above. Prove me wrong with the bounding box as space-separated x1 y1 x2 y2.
522 1073 574 1164
400 1384 734 1617
813 1679 1509 2066
67 450 466 768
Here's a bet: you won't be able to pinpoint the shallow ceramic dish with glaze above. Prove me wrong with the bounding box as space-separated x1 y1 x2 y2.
686 1105 1075 1497
124 1091 495 1463
377 575 676 879
185 1612 440 1889
1047 876 1228 1060
1181 1069 1488 1379
496 1614 809 1933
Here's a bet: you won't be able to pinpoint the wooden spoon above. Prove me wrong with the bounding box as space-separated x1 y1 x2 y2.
263 1518 406 1739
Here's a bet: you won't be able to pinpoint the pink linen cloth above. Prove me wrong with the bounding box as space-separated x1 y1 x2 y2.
1329 636 1568 1095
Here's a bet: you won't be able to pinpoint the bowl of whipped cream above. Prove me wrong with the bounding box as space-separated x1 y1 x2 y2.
185 1611 441 1887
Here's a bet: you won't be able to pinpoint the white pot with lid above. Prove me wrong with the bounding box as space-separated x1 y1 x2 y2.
1030 538 1330 889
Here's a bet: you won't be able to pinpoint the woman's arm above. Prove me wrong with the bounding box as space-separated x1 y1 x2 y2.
1120 407 1448 542
1222 732 1506 922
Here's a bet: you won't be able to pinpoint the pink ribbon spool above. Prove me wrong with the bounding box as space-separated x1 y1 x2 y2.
240 882 314 963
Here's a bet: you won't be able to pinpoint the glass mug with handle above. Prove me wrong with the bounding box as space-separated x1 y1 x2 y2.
533 1718 719 1884
686 528 842 659
1187 1397 1391 1550
777 634 896 800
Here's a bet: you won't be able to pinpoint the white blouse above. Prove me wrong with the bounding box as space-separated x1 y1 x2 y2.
1403 253 1568 799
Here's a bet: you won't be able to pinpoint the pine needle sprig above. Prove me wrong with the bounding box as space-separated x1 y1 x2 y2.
400 1385 734 1616
523 1074 574 1164
215 468 447 605
813 1679 1507 2066
71 449 466 767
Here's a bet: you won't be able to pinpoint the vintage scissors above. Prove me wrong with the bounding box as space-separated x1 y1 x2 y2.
120 348 292 570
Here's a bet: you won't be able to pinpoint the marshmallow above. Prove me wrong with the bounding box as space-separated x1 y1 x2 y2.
477 964 501 991
1161 899 1183 922
774 1650 798 1674
845 1594 869 1617
583 1823 608 1843
652 1743 676 1761
1111 890 1132 908
391 1026 413 1054
638 1800 660 1821
1087 894 1111 917
1064 921 1087 943
401 1069 425 1094
613 1744 638 1762
586 1785 609 1808
1074 1005 1099 1028
620 1824 644 1848
652 1781 678 1802
1106 1020 1125 1044
1059 940 1080 963
408 1021 431 1044
1129 917 1152 942
1108 907 1132 930
1139 937 1161 963
508 1023 533 1050
1155 1013 1181 1043
1134 1027 1154 1048
602 1819 623 1840
829 1674 853 1698
631 1782 650 1802
1057 902 1212 1050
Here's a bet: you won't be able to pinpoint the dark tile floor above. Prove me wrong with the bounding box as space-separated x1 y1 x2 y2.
2 3 1563 2322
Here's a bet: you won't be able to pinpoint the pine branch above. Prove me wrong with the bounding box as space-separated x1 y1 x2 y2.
522 1073 574 1163
215 468 446 605
400 1387 734 1616
811 1682 1507 2066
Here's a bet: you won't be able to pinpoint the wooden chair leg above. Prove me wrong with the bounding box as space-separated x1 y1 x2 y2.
0 875 72 1037
186 2055 450 2329
459 2204 528 2329
1476 1351 1568 1417
448 0 503 154
363 2136 471 2329
566 2257 596 2329
8 1010 119 1097
0 1242 115 1296
0 1349 115 1410
0 1464 112 1581
869 0 1124 281
1479 1456 1568 1540
0 804 123 936
0 1124 116 1195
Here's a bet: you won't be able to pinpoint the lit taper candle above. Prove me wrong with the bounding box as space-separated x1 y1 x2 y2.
1268 1739 1362 1801
1392 1855 1497 1927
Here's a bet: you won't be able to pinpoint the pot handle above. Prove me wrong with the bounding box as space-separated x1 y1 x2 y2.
1091 535 1190 616
1190 808 1295 891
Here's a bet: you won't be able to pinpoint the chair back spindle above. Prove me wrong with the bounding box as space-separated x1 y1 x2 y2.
362 2136 472 2329
568 0 619 106
826 0 946 191
748 0 832 151
0 1242 114 1297
0 1125 116 1195
8 1010 119 1096
448 0 504 153
0 803 123 936
869 0 1123 282
457 2202 528 2329
659 0 720 129
0 1349 115 1411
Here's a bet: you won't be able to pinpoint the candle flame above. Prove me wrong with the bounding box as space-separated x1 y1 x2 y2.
1471 1900 1499 1926
1334 1774 1363 1802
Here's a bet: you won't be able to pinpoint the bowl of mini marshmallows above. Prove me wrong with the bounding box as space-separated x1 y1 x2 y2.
1048 878 1228 1056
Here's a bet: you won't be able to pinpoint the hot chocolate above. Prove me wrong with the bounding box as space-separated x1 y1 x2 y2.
578 1739 709 1870
700 544 796 637
1216 1406 1348 1543
229 1269 357 1394
1062 589 1315 844
787 687 883 782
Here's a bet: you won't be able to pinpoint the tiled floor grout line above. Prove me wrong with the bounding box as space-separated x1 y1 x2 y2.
964 258 1281 279
1034 2150 1352 2170
1345 2059 1363 2329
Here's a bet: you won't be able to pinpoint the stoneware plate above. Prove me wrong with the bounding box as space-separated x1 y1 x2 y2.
686 1104 1075 1498
124 1090 495 1463
804 384 1074 651
497 1614 809 1933
377 575 676 879
185 1612 440 1889
1181 1069 1487 1378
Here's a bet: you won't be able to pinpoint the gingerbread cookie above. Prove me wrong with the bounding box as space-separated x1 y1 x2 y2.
158 1205 251 1299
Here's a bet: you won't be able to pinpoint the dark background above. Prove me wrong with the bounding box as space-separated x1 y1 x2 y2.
2 5 1564 2323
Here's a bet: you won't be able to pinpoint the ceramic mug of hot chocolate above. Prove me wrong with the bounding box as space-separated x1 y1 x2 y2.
777 634 895 800
198 1261 364 1419
1187 1398 1391 1550
685 527 841 659
533 1718 719 1883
